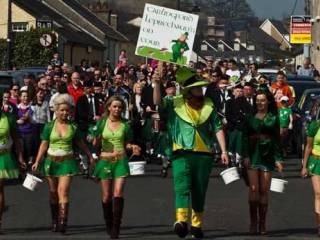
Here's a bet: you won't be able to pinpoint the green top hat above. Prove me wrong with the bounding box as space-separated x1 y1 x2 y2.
176 67 209 94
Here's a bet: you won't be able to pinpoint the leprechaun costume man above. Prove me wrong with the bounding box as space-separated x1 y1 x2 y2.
171 33 189 63
153 67 229 239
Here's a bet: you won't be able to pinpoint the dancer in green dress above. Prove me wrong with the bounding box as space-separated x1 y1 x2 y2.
91 95 140 239
0 103 25 230
302 120 320 236
32 94 93 234
243 90 284 235
153 66 229 239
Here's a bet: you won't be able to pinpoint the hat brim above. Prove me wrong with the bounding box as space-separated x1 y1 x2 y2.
181 81 209 94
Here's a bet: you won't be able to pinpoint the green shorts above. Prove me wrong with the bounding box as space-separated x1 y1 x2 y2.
92 157 129 180
0 152 19 179
308 155 320 176
40 158 79 177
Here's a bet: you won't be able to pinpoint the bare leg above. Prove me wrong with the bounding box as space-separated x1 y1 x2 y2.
247 169 259 234
258 171 272 235
47 177 59 232
0 180 4 229
57 176 72 234
311 175 320 235
113 177 126 198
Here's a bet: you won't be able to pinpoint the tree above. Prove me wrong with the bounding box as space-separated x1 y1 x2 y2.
12 27 57 69
0 39 7 70
207 0 255 19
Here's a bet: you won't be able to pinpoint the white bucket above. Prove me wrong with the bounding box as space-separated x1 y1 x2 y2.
23 173 43 191
129 161 146 175
270 178 288 193
220 167 240 185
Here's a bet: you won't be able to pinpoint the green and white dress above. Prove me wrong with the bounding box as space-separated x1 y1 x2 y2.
92 118 133 179
243 113 283 171
0 113 19 179
39 120 80 177
306 120 320 175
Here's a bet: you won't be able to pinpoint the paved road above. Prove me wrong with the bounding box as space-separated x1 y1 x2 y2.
0 157 318 240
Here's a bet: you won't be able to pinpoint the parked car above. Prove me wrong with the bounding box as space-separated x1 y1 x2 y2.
289 81 320 107
258 68 292 80
292 89 320 157
10 67 46 86
287 75 315 82
0 72 13 92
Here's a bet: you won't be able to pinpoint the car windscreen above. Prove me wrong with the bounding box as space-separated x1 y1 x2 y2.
291 82 320 106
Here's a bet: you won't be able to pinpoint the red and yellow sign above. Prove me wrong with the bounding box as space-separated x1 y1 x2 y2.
290 15 312 44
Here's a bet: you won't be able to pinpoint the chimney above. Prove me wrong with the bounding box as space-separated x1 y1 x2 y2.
109 14 118 30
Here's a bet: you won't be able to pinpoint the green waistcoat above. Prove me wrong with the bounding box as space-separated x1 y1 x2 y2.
162 95 222 152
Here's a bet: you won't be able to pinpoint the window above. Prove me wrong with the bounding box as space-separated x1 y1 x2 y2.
207 29 215 36
234 43 240 51
12 22 28 32
207 17 216 26
247 45 255 51
201 44 208 51
218 44 224 52
215 30 225 37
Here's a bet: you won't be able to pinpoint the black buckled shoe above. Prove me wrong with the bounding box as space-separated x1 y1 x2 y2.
174 221 189 238
190 226 204 239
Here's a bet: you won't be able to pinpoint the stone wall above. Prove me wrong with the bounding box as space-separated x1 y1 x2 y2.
310 0 320 70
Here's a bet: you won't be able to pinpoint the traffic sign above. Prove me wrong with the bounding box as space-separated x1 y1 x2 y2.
39 34 53 47
290 15 312 44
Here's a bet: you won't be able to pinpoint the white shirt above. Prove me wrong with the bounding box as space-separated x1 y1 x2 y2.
226 69 241 82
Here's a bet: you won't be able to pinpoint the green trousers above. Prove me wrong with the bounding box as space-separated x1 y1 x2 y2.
172 152 213 212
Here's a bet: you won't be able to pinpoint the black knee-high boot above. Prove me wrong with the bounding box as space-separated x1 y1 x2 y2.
259 203 268 235
249 201 258 234
111 197 124 239
50 203 59 232
102 200 113 235
58 203 69 234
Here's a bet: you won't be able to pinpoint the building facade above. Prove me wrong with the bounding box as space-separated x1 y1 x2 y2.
310 0 320 70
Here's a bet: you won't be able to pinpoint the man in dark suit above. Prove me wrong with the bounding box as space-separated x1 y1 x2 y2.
225 85 253 166
205 74 232 118
75 80 101 132
75 80 101 176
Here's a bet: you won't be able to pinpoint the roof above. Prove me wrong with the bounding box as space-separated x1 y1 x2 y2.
13 0 104 48
60 0 128 42
269 19 289 34
116 12 141 42
248 27 279 45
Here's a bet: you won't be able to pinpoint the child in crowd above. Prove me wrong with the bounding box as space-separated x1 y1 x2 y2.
278 96 293 156
17 90 35 167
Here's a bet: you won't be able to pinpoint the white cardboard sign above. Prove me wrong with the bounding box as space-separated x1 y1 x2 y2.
135 4 199 66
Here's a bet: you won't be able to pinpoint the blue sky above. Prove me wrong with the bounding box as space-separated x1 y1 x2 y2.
247 0 305 19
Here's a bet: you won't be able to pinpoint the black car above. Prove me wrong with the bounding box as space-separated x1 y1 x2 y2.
287 75 316 82
292 89 320 157
290 81 320 108
0 72 14 92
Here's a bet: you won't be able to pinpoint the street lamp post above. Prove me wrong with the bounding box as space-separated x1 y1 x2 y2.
6 0 12 70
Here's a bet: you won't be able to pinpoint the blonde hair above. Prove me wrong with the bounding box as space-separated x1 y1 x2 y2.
105 96 126 117
53 93 72 112
133 82 143 94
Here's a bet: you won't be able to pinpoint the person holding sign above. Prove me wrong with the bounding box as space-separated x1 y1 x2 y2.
153 66 229 239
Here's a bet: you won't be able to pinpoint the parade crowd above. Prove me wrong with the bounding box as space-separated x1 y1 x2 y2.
0 51 320 239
